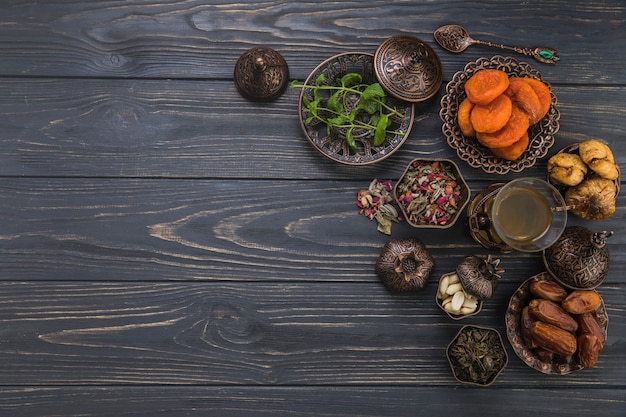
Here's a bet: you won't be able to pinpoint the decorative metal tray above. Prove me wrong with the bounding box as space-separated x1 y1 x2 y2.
505 272 608 375
298 52 415 165
440 55 560 174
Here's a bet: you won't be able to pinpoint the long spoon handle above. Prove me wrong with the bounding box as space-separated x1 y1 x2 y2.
475 40 559 64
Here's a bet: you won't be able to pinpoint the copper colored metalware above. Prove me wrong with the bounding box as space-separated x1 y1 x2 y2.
374 35 443 102
505 272 608 374
466 183 513 252
440 55 560 174
297 52 414 165
234 47 289 101
543 226 613 290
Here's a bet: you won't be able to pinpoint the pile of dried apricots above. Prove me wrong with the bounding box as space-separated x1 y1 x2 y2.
458 69 551 160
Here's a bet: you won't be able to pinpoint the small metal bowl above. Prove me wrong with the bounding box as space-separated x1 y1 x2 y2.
394 158 470 228
446 325 508 386
435 272 483 320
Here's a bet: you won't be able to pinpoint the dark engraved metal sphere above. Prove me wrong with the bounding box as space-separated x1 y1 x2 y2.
543 226 613 290
375 238 435 292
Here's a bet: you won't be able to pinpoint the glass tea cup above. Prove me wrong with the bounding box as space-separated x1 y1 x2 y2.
490 177 567 252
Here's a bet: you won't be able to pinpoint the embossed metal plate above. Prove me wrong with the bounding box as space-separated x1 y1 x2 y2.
505 272 608 375
374 35 443 102
298 53 415 165
440 55 560 174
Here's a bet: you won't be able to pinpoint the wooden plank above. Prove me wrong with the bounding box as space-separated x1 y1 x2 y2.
0 1 624 83
0 386 625 417
0 78 624 179
0 281 624 386
1 178 624 282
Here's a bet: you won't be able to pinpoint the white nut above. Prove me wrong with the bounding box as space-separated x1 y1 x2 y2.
451 291 465 312
447 273 460 285
441 295 453 307
444 302 458 313
461 306 477 315
446 282 463 295
462 297 479 310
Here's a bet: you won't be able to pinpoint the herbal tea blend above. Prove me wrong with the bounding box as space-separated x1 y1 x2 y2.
395 160 463 226
447 326 508 386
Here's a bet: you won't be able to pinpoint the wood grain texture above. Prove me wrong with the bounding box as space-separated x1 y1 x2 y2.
1 178 624 282
1 386 624 417
0 78 624 179
0 281 624 386
1 0 625 415
0 0 624 83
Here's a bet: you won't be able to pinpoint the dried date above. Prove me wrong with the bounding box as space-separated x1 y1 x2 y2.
576 333 602 368
562 290 602 315
528 298 578 333
530 321 577 357
575 312 605 346
529 280 568 303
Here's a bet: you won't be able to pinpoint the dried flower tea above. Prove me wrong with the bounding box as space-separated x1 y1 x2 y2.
356 179 401 235
395 160 463 226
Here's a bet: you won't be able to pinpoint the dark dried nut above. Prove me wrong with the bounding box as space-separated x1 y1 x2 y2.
528 299 578 333
520 306 538 348
562 290 602 315
530 321 577 357
576 333 602 368
529 280 568 303
576 313 606 346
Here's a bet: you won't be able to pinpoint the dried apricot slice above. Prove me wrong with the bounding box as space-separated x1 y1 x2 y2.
458 97 476 137
505 78 543 124
476 106 530 148
470 94 512 133
519 77 551 121
490 132 529 161
464 69 510 105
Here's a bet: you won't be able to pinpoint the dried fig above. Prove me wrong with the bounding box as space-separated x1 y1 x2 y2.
565 177 616 220
579 139 619 180
547 153 588 187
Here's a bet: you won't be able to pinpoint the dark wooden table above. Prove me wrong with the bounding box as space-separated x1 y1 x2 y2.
1 1 624 415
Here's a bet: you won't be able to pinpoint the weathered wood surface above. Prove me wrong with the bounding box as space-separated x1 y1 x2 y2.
0 0 625 416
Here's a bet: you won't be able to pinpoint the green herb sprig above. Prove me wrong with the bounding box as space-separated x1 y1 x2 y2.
291 72 404 150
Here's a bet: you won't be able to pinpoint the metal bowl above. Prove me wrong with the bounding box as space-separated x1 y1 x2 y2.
440 55 560 174
435 272 483 320
505 272 608 374
446 325 508 386
394 158 470 228
297 52 414 165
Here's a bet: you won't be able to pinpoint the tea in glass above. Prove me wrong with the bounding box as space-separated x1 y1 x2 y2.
491 178 567 252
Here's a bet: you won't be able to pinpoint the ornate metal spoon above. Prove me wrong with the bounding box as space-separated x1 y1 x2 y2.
434 24 559 64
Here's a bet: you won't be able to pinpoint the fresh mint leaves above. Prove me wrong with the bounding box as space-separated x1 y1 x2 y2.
291 73 403 150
